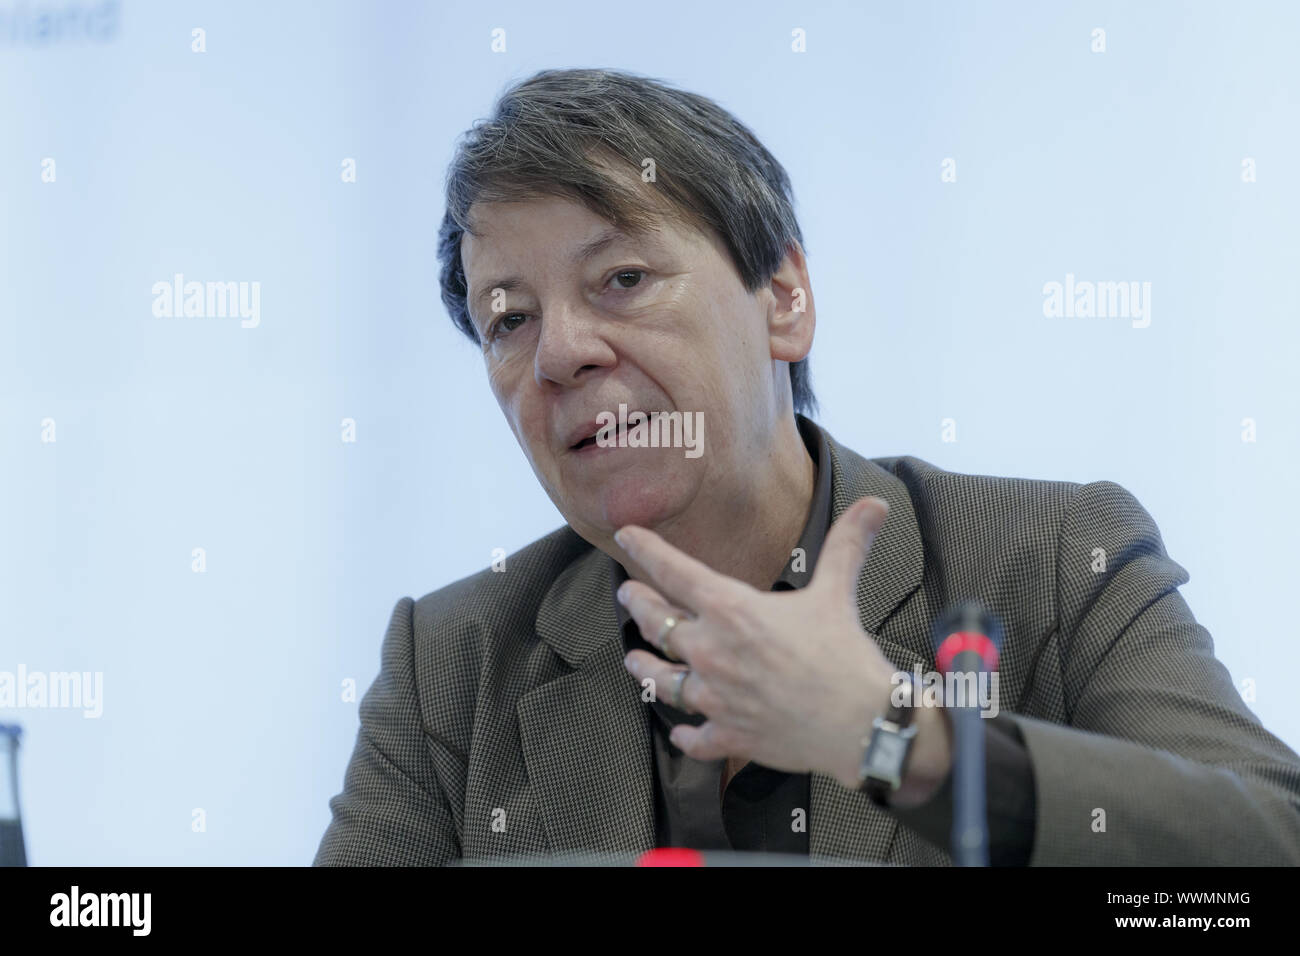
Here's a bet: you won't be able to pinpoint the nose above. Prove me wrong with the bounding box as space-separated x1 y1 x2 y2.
534 301 617 389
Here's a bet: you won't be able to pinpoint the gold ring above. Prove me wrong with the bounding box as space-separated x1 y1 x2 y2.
656 615 680 659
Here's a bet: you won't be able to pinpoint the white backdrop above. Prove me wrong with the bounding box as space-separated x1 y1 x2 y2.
2 0 1296 863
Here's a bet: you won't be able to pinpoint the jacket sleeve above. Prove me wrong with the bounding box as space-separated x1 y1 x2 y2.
889 712 1036 865
1004 480 1300 865
314 597 462 866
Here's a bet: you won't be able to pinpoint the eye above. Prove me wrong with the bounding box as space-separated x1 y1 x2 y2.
487 313 529 341
610 269 646 290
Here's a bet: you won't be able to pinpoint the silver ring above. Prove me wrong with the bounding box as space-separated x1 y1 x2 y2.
655 615 680 659
670 668 690 710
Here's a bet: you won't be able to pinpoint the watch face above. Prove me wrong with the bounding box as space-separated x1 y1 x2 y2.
871 733 906 769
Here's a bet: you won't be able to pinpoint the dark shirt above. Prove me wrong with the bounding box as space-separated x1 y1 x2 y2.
610 414 1037 864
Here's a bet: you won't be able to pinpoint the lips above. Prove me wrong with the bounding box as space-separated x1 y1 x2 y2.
564 418 605 451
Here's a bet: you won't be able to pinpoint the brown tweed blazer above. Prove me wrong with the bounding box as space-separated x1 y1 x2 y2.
315 421 1300 865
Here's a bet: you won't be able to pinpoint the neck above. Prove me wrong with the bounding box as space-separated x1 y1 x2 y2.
617 414 815 593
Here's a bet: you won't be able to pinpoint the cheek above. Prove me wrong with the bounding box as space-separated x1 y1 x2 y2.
689 287 753 355
485 366 522 435
486 362 509 403
487 355 528 410
488 365 547 448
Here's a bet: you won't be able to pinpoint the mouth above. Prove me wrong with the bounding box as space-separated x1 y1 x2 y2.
564 418 606 452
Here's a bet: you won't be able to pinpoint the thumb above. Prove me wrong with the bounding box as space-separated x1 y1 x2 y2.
811 496 889 607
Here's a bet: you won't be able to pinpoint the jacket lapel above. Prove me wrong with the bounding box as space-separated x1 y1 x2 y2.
520 545 657 856
519 422 926 863
810 429 927 861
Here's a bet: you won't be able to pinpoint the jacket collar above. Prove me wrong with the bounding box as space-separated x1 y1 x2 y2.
522 417 927 860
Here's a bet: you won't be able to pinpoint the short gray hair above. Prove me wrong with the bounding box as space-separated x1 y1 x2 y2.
436 67 817 417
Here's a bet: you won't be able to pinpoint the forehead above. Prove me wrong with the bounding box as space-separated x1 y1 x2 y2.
466 191 608 237
462 194 677 264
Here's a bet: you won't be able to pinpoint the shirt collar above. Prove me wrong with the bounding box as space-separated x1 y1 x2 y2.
609 412 833 627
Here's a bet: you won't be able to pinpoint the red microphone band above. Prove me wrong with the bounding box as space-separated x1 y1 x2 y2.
935 630 999 674
636 848 705 867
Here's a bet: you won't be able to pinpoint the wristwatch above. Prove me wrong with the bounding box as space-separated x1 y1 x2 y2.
856 673 920 806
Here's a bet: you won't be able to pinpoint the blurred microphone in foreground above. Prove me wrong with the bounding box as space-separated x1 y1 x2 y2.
0 724 27 867
932 602 1003 867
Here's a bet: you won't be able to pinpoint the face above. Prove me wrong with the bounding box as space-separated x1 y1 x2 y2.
459 183 813 547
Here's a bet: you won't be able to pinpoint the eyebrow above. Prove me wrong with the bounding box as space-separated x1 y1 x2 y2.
469 226 645 316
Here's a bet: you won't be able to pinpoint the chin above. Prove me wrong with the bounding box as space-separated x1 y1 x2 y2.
584 471 693 535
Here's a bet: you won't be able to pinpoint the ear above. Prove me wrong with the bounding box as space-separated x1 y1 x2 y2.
766 239 815 364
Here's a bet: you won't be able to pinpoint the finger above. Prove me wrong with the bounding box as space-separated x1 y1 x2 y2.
810 496 889 607
623 653 700 714
669 719 732 761
617 578 695 662
614 525 746 614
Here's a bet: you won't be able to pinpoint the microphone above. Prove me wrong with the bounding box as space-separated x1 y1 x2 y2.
0 723 26 867
930 600 1002 866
